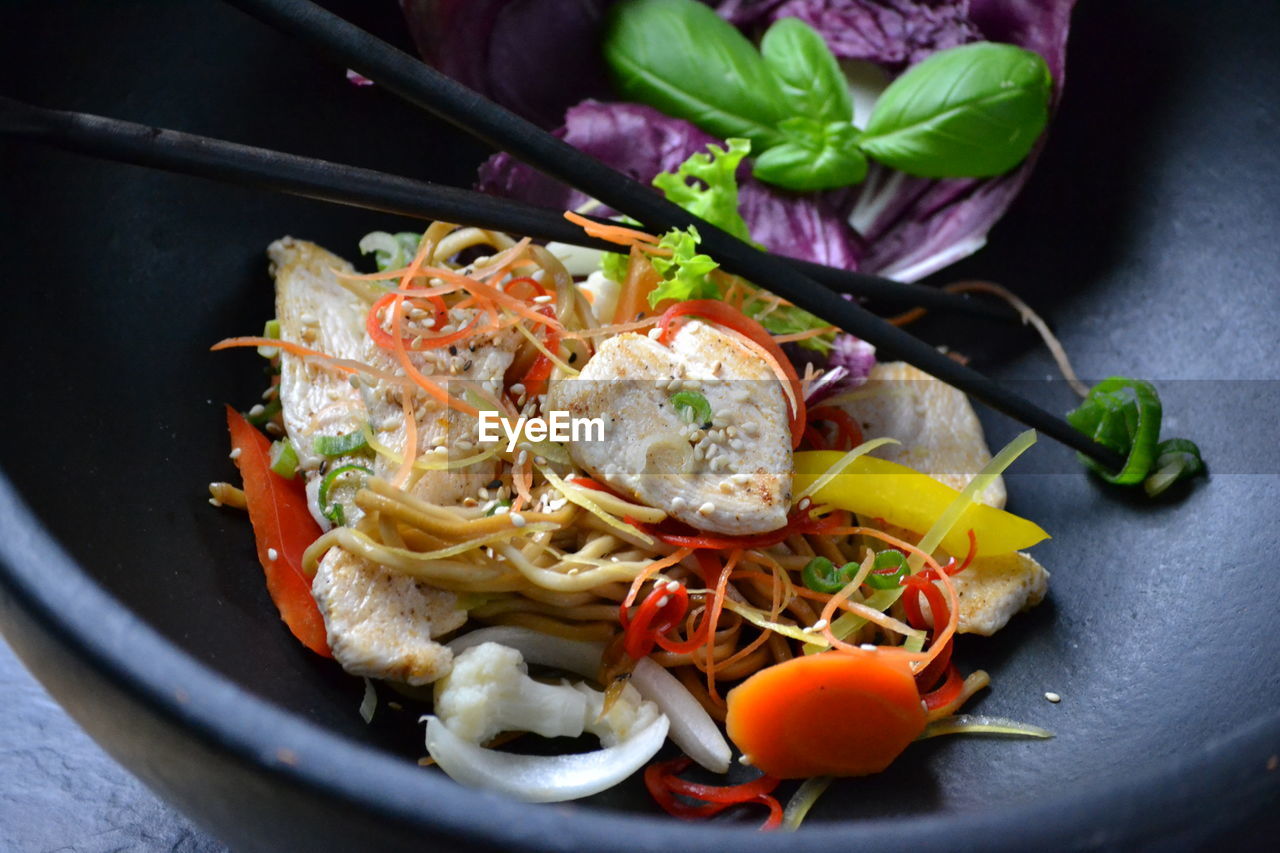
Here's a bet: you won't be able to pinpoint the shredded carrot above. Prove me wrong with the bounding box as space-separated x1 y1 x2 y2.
211 336 356 372
704 549 742 705
622 548 693 612
564 210 660 246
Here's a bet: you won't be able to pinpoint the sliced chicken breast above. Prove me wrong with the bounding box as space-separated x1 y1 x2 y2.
311 548 465 684
924 551 1049 636
547 320 793 535
838 361 1006 508
271 238 513 683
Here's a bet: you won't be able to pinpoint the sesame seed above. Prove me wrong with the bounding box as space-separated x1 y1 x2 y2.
248 404 265 417
741 422 758 437
510 513 527 528
697 501 716 515
739 754 754 766
229 447 242 460
656 596 669 608
208 498 222 507
265 422 283 436
494 504 510 515
534 455 547 466
860 643 878 651
266 548 279 562
798 498 812 510
647 327 662 339
812 619 829 631
261 387 276 400
567 568 580 575
478 488 490 500
1045 692 1061 703
532 294 553 304
510 383 526 396
718 481 733 494
725 426 737 438
670 496 687 511
300 312 317 325
516 450 529 465
666 581 681 593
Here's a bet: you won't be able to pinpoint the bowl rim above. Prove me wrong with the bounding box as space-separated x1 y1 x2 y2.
1 470 1276 851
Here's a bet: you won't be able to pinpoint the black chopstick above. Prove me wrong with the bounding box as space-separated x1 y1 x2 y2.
0 96 1013 323
223 0 1124 470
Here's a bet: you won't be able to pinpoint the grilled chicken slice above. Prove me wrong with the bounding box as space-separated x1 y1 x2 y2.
311 548 464 684
924 551 1049 636
548 320 792 535
271 237 513 683
838 361 1006 508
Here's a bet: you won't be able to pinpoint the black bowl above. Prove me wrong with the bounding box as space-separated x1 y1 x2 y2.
2 1 1278 850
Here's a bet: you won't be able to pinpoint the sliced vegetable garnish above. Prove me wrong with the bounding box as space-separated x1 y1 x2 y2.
318 463 373 526
917 714 1054 740
1067 377 1205 495
864 550 911 590
794 448 1047 559
1144 438 1206 497
225 406 329 657
268 439 298 479
725 651 926 778
245 397 281 426
644 756 782 830
1066 377 1162 485
669 390 712 427
313 429 369 457
800 556 860 595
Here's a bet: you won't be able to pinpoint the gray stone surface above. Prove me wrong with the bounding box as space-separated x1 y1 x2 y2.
0 636 228 853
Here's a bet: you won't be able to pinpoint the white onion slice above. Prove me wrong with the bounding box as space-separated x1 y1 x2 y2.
632 658 731 773
447 626 732 773
446 625 604 676
423 712 669 803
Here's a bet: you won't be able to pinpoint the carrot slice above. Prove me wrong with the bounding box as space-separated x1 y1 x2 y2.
725 651 924 778
225 407 330 656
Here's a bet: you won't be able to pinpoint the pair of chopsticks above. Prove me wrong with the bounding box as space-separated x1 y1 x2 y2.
0 97 1009 323
1 0 1124 471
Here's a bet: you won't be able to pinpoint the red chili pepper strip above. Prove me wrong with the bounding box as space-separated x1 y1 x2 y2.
913 636 953 694
644 757 782 830
921 663 965 711
807 405 864 451
225 407 331 657
655 300 805 448
622 582 690 660
901 573 950 632
519 306 560 397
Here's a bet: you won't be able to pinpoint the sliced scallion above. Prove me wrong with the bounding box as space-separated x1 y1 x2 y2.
669 390 712 427
268 439 299 479
313 429 369 457
245 397 281 427
318 463 373 527
863 550 910 590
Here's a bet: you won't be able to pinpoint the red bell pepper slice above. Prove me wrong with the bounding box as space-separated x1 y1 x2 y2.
226 406 331 656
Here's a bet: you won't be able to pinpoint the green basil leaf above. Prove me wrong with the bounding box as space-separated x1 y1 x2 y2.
859 41 1052 179
760 17 853 124
752 118 867 191
604 0 788 149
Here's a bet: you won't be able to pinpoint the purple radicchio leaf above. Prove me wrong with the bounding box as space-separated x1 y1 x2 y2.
796 334 876 403
399 0 615 128
477 100 865 269
716 0 980 68
838 0 1079 281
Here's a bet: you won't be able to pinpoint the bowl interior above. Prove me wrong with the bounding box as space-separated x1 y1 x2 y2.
1 0 1278 837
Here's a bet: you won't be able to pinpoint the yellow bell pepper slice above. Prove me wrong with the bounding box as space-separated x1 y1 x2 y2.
794 451 1049 557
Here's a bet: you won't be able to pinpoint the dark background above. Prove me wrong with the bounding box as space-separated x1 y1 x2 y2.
0 0 1277 850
